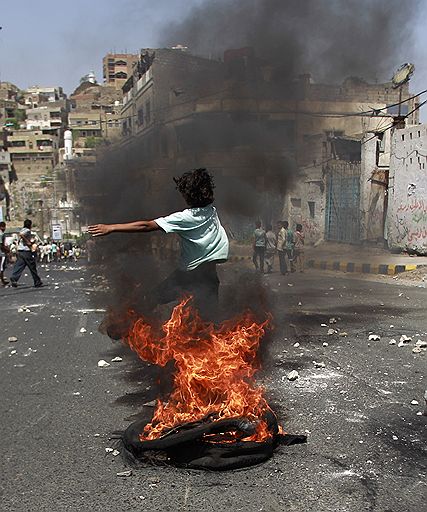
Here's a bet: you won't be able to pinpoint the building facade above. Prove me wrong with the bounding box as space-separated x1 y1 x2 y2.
386 124 427 254
102 53 139 90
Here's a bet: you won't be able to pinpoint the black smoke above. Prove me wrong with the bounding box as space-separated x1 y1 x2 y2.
162 0 418 83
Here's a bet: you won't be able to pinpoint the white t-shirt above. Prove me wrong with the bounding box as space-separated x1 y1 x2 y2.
155 205 229 271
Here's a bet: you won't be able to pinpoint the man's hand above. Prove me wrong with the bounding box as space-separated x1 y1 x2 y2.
88 224 113 237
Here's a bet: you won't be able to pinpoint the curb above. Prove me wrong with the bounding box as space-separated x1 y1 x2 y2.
228 256 422 275
306 260 420 275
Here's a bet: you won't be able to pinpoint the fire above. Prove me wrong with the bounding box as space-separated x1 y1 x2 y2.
125 297 276 443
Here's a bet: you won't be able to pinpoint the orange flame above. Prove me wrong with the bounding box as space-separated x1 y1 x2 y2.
125 297 274 442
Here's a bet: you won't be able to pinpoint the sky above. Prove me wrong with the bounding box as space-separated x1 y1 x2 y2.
1 0 427 116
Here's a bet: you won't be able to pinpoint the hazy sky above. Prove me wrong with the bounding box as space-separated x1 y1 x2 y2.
1 0 427 111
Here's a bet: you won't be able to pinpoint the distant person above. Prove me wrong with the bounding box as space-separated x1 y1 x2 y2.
252 221 266 273
0 221 9 286
284 221 295 273
51 241 58 262
276 221 288 275
264 224 277 274
10 219 43 288
88 168 229 323
294 224 305 273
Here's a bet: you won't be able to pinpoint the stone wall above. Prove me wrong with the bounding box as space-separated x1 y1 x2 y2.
387 125 427 254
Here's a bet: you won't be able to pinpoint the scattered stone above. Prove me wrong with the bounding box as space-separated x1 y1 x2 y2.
287 370 299 381
298 302 302 306
313 361 326 368
368 334 380 341
143 400 157 407
10 350 17 355
411 400 419 405
73 392 81 396
412 347 423 354
389 339 397 345
321 323 328 327
98 360 110 368
54 286 59 290
293 342 300 348
117 470 132 477
8 336 18 343
339 332 348 337
94 434 100 437
399 335 412 343
327 328 336 335
415 340 427 348
287 283 294 287
112 450 120 456
392 435 398 441
79 327 87 333
111 356 123 362
329 317 337 324
322 342 329 347
105 448 114 453
24 318 29 322
390 325 394 328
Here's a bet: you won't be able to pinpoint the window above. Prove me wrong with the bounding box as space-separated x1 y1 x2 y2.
291 198 301 208
137 107 144 126
37 140 53 147
145 100 151 124
308 201 315 219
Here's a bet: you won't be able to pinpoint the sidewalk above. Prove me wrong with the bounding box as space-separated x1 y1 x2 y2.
229 241 427 275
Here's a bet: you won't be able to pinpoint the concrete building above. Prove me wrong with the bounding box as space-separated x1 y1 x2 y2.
116 48 418 244
23 86 65 107
25 101 68 134
386 124 427 254
102 53 139 90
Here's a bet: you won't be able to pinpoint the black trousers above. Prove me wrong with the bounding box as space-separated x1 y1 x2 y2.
11 251 42 286
252 246 265 272
151 261 220 321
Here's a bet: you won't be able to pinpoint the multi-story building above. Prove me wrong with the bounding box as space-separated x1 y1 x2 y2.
23 86 65 107
25 101 68 134
7 130 59 176
116 48 419 244
102 53 139 90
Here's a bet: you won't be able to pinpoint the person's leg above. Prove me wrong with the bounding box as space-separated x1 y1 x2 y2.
278 251 287 275
24 252 42 287
259 247 265 274
287 249 296 272
252 248 258 270
0 256 8 284
11 253 27 284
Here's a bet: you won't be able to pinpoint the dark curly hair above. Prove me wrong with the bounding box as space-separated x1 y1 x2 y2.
173 168 215 207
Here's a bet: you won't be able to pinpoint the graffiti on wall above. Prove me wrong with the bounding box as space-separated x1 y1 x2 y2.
392 198 427 251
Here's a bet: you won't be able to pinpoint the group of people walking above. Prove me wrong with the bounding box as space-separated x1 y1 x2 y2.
0 218 84 289
253 220 305 275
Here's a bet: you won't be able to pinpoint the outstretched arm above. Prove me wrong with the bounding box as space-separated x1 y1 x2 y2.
88 220 161 237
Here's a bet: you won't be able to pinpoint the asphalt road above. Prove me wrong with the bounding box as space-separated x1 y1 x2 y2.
0 261 425 512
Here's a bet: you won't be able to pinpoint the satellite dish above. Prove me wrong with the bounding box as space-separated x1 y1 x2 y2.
392 63 415 88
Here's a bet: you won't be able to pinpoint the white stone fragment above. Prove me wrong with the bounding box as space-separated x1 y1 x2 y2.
98 360 110 368
313 361 326 368
293 342 300 348
389 339 397 345
105 448 113 453
287 370 299 381
8 336 18 343
399 335 412 343
329 317 337 324
117 470 132 477
415 340 427 348
327 328 336 335
111 357 123 362
368 334 380 341
323 342 329 347
411 400 419 405
112 450 120 456
80 327 87 333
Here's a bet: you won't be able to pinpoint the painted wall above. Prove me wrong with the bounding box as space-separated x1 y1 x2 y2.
387 125 427 254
